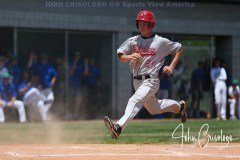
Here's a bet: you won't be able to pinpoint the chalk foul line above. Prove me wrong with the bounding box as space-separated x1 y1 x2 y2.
6 151 240 159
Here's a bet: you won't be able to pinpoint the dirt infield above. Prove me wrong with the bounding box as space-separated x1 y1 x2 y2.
0 143 239 160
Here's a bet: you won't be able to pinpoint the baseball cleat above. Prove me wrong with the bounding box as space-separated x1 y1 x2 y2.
104 116 121 139
230 116 237 120
179 100 187 123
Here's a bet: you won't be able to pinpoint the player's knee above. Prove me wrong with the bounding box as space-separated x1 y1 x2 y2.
16 101 24 108
144 106 157 115
37 101 44 107
147 108 160 115
148 110 155 115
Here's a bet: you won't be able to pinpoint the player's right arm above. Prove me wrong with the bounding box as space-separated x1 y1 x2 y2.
117 37 141 63
118 53 141 63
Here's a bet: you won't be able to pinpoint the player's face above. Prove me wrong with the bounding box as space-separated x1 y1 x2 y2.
138 21 152 37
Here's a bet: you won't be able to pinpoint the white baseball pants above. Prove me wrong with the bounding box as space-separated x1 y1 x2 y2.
0 100 26 123
214 81 227 119
40 88 54 114
117 78 181 129
229 98 240 119
24 88 48 121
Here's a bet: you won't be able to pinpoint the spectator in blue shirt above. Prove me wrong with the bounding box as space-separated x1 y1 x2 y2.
0 56 9 83
68 52 84 120
69 52 84 89
0 73 26 123
28 52 40 76
85 57 100 89
82 56 100 119
190 61 204 118
8 55 21 88
157 59 171 99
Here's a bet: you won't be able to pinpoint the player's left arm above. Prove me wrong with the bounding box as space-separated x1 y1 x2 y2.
50 67 58 86
163 48 183 75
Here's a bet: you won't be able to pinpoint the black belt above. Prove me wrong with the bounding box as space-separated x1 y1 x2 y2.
133 75 151 80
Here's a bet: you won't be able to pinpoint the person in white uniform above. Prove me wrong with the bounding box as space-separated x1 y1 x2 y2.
18 75 48 122
104 10 187 139
210 58 227 120
228 79 240 120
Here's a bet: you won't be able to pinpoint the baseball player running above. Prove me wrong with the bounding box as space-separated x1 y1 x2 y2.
104 10 187 139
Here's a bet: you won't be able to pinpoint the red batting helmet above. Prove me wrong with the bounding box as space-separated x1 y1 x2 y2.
136 10 155 23
136 10 155 29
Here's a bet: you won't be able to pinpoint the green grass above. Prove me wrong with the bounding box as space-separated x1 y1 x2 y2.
0 120 239 144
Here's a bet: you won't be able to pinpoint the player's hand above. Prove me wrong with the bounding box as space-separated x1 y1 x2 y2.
7 101 13 107
0 101 4 107
163 66 173 75
130 53 141 60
